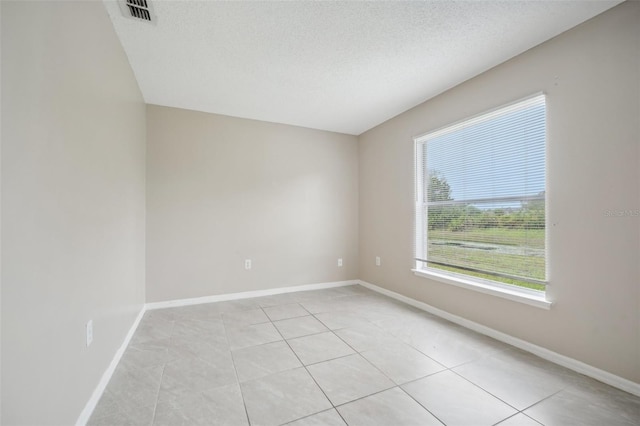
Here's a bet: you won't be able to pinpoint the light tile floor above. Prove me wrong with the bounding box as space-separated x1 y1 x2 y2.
89 285 640 426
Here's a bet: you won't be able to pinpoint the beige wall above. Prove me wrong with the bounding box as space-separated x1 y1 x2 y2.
146 106 358 302
359 1 640 383
1 2 146 424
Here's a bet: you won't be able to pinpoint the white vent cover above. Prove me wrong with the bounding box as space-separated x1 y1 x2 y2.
118 0 156 23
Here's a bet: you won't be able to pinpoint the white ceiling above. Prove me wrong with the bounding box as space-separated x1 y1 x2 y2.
103 1 621 135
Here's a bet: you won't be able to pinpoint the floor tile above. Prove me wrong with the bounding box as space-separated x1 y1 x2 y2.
131 317 174 345
174 303 225 322
288 332 354 365
151 408 190 426
314 311 371 330
88 390 122 422
172 317 226 340
254 293 302 308
299 299 341 314
326 296 378 313
402 370 516 425
165 335 231 362
371 311 449 336
296 288 350 302
143 307 184 322
199 383 249 425
397 323 504 368
241 367 332 425
223 308 270 327
453 348 570 409
274 315 329 339
373 311 453 334
104 364 164 412
263 303 310 321
213 299 262 313
153 383 248 426
524 384 640 426
225 322 283 350
333 285 376 297
355 301 425 325
285 409 346 426
361 342 445 384
334 324 402 352
232 340 302 382
119 343 170 371
88 404 155 426
159 354 237 400
337 387 442 426
497 413 543 425
307 354 394 405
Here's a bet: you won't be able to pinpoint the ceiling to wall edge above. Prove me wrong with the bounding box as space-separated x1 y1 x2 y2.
105 1 623 137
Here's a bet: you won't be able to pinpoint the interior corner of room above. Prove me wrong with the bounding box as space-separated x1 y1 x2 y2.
1 1 639 425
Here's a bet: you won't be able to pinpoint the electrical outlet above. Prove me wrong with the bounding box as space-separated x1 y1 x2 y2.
245 259 252 270
375 256 381 266
338 258 343 267
86 320 93 347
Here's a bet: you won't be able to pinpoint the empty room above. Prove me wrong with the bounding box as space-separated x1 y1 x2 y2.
1 1 639 425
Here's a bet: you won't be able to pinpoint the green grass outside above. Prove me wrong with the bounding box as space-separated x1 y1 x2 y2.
427 263 546 291
428 228 545 249
425 227 546 291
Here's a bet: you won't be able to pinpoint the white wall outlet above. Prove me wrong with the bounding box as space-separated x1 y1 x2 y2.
338 258 343 267
245 259 252 270
86 320 93 347
375 256 381 266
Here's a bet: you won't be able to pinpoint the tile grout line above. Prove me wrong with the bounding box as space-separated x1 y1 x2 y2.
396 386 448 426
221 315 253 426
149 364 168 426
259 306 350 426
225 299 417 423
279 408 338 426
447 360 572 421
447 367 521 413
313 304 524 424
317 312 448 424
148 314 177 426
509 388 565 424
490 410 544 426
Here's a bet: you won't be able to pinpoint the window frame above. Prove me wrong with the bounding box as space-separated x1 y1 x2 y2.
412 94 551 309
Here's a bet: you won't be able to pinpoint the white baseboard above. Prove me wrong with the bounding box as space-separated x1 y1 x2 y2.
358 279 640 398
145 280 359 310
76 307 146 426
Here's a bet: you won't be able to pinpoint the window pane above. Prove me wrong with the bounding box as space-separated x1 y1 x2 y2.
415 94 546 291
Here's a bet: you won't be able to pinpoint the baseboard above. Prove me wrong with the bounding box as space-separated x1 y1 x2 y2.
146 280 359 310
75 306 146 426
358 279 640 398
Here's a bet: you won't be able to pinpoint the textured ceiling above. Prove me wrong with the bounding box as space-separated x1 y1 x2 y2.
103 1 621 135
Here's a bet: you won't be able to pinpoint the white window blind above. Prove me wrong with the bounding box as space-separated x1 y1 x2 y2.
415 94 547 291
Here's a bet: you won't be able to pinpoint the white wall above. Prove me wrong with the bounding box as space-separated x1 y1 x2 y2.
146 105 358 302
1 2 146 424
358 2 640 383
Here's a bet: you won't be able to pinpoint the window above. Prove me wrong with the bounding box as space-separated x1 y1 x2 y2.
414 94 547 301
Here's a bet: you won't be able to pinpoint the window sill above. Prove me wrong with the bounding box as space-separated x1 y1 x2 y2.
412 268 552 310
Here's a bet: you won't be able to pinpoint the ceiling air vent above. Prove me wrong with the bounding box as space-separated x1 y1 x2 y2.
118 0 156 23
